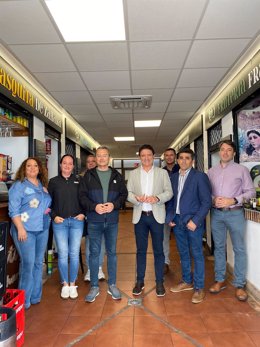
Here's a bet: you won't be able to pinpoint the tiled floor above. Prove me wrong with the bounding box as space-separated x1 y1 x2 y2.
24 211 260 347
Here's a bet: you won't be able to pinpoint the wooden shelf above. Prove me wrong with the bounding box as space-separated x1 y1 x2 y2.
0 115 28 136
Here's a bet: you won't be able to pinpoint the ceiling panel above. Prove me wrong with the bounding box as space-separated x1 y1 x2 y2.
168 100 203 112
34 72 86 91
171 87 213 102
130 41 191 70
164 112 194 121
127 0 207 40
64 104 98 115
0 0 259 157
196 0 260 39
177 68 228 88
0 1 61 44
185 39 251 68
67 42 129 71
131 70 180 89
133 89 173 102
9 44 76 72
81 71 131 90
51 91 93 105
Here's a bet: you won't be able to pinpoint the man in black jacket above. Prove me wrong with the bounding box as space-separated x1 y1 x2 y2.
79 146 128 303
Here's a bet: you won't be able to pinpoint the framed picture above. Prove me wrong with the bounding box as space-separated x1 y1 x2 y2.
236 101 260 163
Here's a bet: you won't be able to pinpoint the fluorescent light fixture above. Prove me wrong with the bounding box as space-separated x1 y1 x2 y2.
114 137 135 141
134 120 161 128
45 0 125 42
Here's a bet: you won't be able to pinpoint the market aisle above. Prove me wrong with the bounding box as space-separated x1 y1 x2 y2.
24 210 260 347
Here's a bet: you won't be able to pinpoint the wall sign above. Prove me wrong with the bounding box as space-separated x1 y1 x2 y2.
205 50 260 129
65 117 96 151
0 57 62 132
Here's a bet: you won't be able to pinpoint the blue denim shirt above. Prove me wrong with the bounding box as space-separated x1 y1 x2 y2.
9 179 52 232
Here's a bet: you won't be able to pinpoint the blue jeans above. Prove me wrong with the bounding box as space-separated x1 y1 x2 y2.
85 233 105 268
88 222 118 287
10 216 50 309
134 214 164 283
173 215 205 289
211 208 246 287
53 218 84 284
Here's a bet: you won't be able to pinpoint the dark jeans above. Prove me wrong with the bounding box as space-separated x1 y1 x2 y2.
134 214 164 283
173 215 205 289
88 222 118 287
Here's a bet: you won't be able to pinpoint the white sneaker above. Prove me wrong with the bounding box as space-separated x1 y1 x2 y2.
98 267 105 280
61 285 70 299
84 269 90 282
69 286 78 299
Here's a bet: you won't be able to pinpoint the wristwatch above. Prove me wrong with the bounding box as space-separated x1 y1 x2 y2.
233 197 238 205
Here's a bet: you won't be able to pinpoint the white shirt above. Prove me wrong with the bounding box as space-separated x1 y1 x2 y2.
141 165 154 211
176 168 191 214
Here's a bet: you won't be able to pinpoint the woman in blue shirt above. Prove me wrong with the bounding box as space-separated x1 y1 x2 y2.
9 157 51 309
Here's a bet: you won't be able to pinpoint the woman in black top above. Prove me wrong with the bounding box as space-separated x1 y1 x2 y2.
48 154 84 299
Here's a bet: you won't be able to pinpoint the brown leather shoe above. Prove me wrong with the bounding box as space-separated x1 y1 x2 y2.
163 263 169 275
192 289 205 304
170 281 193 293
209 281 226 294
235 287 248 302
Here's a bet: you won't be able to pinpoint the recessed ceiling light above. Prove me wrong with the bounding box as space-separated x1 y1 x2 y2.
134 120 161 128
114 137 135 141
45 0 125 42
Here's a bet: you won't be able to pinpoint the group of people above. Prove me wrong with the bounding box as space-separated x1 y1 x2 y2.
8 140 255 309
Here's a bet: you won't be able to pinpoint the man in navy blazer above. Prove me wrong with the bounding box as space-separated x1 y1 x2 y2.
166 148 212 304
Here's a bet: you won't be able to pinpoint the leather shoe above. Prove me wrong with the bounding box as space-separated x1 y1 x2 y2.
192 289 205 304
163 264 169 275
235 287 248 302
209 281 226 294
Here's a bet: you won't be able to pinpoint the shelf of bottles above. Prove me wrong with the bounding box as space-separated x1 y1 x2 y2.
0 106 29 137
244 198 260 223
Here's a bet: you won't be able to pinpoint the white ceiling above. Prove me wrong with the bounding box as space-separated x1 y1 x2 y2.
0 0 259 157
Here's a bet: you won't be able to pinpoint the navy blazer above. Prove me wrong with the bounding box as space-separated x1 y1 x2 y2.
166 168 212 227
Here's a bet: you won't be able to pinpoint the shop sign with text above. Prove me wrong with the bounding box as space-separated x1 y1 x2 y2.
0 57 62 132
205 50 260 129
65 118 96 151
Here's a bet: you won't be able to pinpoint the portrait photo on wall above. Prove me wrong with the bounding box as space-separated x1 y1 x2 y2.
237 99 260 163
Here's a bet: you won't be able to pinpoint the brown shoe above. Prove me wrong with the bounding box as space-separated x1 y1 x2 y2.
235 287 248 302
192 289 205 304
163 263 169 275
170 281 193 293
209 281 226 294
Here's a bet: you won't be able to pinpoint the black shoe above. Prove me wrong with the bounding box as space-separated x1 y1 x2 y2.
156 283 165 297
132 282 144 295
163 263 169 275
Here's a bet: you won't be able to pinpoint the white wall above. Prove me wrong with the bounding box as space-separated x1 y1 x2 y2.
33 116 45 141
246 221 260 289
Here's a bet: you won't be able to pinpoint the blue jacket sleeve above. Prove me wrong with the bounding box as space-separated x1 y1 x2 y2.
8 182 23 218
191 173 212 227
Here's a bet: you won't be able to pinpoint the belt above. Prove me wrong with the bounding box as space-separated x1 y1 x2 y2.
213 206 243 212
142 210 153 216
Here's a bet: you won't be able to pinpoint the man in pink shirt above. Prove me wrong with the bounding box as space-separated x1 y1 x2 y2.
208 140 255 301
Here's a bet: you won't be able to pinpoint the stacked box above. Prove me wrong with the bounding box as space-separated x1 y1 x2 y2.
3 289 25 347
